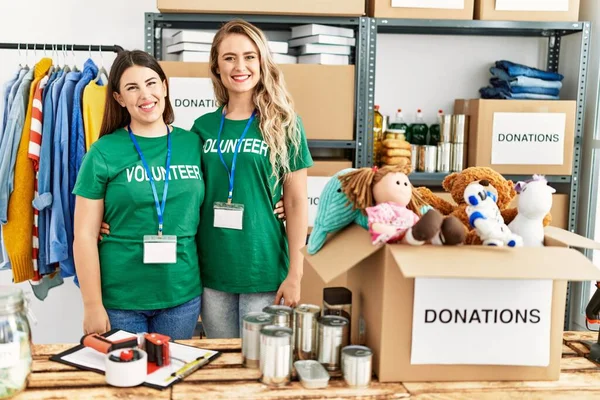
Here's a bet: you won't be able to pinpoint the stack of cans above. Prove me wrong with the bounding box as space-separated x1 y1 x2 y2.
451 114 468 172
436 114 452 173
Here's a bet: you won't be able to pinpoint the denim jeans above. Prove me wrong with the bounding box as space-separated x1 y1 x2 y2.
201 287 277 338
495 60 564 82
106 295 201 340
490 79 560 96
490 68 563 89
480 86 559 100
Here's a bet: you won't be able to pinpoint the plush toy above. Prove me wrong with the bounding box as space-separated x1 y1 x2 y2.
307 168 369 255
415 166 520 245
508 175 555 247
338 161 465 246
464 180 523 247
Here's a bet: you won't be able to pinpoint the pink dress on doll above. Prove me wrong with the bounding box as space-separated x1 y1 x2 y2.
366 202 420 243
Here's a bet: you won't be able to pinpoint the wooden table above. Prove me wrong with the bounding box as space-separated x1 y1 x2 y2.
14 331 600 399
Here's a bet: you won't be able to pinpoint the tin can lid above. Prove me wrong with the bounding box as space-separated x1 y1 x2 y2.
263 305 293 316
243 312 273 325
260 325 293 338
319 315 349 327
342 345 373 357
294 304 320 315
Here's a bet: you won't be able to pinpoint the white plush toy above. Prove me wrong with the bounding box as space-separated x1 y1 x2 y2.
464 180 523 247
508 175 555 247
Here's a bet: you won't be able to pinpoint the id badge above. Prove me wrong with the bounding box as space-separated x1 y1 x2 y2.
143 235 177 264
214 202 244 230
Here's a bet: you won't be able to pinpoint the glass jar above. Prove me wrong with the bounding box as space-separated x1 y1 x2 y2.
0 287 32 398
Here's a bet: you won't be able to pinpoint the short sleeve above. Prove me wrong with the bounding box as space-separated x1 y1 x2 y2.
72 145 109 200
289 116 314 172
366 204 386 224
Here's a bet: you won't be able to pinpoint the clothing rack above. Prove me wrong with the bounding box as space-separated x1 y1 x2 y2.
0 43 124 53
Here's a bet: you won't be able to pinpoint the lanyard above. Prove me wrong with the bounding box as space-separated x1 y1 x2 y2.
128 125 172 236
217 109 256 203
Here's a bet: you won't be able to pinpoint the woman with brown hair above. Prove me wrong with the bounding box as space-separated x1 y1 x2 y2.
72 50 205 338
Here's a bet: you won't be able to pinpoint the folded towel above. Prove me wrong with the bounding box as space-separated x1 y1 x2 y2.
490 68 563 89
495 60 564 82
480 86 560 100
490 78 560 96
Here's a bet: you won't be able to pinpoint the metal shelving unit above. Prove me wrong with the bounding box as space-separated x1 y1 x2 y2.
409 172 572 187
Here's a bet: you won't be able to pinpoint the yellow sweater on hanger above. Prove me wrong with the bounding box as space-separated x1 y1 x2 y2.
4 58 52 283
83 80 107 150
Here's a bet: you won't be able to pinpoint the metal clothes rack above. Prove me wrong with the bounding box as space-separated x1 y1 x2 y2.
0 43 124 53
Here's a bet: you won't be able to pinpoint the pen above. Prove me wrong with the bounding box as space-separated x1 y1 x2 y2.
165 354 210 382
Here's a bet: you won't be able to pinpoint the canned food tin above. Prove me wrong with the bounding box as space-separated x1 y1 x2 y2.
242 312 273 368
451 114 468 143
294 304 321 361
263 305 293 329
451 143 466 172
317 316 350 371
418 145 437 173
260 325 293 387
410 144 419 172
436 142 451 173
342 345 373 388
440 114 452 143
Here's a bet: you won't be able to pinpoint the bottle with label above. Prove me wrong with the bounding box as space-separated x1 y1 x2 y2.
389 108 411 143
410 109 428 146
427 109 443 145
373 105 384 166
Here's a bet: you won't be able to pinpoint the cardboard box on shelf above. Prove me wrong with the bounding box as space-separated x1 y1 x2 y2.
302 225 600 382
475 0 579 22
369 0 475 19
159 62 355 140
454 99 576 175
157 0 365 16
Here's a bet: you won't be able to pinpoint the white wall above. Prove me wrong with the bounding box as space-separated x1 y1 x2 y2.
0 0 159 344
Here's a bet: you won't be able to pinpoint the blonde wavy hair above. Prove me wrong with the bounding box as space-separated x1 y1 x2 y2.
209 19 301 184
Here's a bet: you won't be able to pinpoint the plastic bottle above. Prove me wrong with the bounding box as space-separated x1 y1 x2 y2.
428 109 443 145
389 108 411 143
373 105 384 166
410 109 428 146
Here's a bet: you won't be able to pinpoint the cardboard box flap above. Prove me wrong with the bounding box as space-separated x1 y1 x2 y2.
544 226 600 250
302 224 380 283
388 246 600 281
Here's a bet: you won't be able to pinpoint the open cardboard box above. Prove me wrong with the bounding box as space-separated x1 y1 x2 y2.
302 224 600 382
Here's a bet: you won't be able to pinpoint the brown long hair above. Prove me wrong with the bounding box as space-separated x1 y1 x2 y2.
339 163 428 216
99 50 174 137
209 19 301 184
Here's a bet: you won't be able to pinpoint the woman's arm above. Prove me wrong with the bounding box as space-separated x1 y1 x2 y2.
275 168 309 307
73 196 111 334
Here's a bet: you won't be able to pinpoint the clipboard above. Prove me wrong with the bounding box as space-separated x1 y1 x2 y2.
49 329 221 390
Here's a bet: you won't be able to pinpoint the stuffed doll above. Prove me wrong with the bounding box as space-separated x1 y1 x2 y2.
338 161 465 246
307 168 369 255
508 175 555 247
464 180 523 247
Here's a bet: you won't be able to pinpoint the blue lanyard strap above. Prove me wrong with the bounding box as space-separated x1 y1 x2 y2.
128 125 172 236
217 109 256 203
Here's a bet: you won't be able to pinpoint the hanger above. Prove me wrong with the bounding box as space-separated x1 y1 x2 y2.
62 44 71 73
71 44 79 72
94 45 108 85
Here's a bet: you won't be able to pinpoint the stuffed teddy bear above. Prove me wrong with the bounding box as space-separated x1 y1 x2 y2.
307 168 369 255
338 161 465 246
464 180 523 247
508 175 555 247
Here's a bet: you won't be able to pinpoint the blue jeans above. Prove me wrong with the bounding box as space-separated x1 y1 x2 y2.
106 295 201 340
495 60 564 81
201 287 277 338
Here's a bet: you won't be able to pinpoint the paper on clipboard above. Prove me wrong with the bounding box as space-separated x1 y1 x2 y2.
51 330 220 390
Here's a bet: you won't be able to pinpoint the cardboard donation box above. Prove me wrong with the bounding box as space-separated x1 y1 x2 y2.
475 0 580 22
160 62 355 141
369 0 474 19
157 0 365 16
455 99 576 175
308 160 353 229
302 225 600 382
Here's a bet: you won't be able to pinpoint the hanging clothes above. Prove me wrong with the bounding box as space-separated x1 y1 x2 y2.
3 57 52 283
2 67 21 134
83 80 106 151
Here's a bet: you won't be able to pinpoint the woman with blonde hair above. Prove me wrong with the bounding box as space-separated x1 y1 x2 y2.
191 19 312 338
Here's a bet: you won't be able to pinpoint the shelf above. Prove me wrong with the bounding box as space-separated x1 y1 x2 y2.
409 172 572 186
308 140 356 149
376 19 586 37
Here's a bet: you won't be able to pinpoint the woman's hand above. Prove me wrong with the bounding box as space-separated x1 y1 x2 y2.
275 275 301 307
274 197 286 221
83 304 111 335
98 222 110 241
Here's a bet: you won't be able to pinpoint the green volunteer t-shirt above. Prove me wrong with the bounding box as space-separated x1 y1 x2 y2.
72 126 204 310
191 107 313 293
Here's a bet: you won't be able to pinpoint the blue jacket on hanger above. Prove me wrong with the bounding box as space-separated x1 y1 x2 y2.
2 68 21 134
